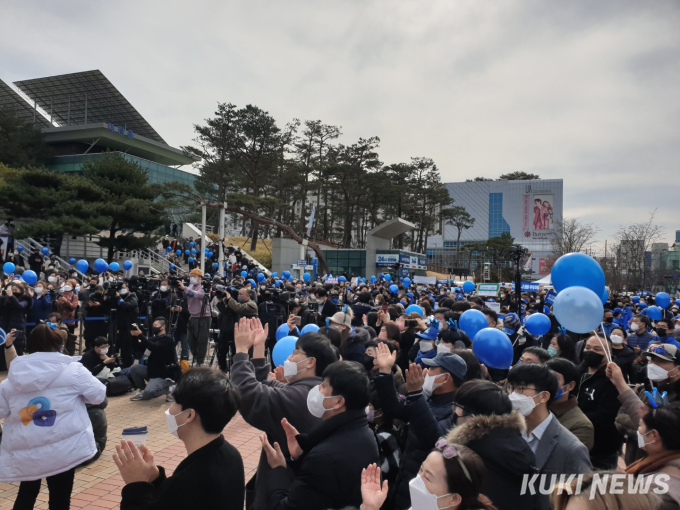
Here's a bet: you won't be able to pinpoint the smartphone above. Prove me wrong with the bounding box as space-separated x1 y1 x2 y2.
294 316 301 326
131 323 140 331
14 330 25 343
382 303 388 312
405 319 418 328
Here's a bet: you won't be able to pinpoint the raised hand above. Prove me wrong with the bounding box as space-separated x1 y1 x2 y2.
361 463 389 510
269 365 289 384
112 440 159 484
405 363 426 393
250 318 269 347
375 342 397 375
259 434 286 469
281 418 303 460
234 317 253 354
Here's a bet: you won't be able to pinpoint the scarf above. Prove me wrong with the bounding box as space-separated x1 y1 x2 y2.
625 449 680 476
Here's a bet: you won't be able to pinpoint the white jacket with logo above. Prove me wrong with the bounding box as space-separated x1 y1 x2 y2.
0 352 106 481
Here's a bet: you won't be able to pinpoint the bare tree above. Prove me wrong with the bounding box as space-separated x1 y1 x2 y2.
442 206 475 275
549 218 599 258
614 211 665 291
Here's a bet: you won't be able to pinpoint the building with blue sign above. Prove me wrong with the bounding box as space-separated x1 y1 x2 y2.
428 179 564 278
0 70 197 186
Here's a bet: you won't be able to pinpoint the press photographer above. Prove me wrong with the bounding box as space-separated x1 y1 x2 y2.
178 269 212 366
129 318 178 402
106 282 139 368
84 285 108 351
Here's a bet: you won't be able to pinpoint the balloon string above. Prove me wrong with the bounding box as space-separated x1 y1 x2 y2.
595 324 612 364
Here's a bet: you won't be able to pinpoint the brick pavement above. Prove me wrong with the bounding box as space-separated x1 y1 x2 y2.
0 370 263 510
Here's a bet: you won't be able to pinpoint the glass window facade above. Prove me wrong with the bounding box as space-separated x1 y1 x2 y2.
49 152 196 188
488 193 511 238
323 250 366 277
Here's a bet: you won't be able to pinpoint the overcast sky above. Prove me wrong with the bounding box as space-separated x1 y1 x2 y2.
2 1 679 248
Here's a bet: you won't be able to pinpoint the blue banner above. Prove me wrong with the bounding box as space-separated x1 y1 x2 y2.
544 290 557 305
511 282 540 292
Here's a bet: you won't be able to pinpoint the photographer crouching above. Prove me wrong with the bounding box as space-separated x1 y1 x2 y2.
129 318 178 401
177 269 212 366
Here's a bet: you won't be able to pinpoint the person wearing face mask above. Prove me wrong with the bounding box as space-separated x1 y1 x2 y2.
109 281 139 368
178 269 213 366
329 308 366 362
80 336 117 380
506 364 591 509
289 299 315 329
599 309 617 337
608 327 636 382
260 361 379 510
373 344 466 510
314 288 337 325
411 323 440 368
83 284 108 351
0 281 33 366
56 278 79 355
231 320 338 510
577 335 623 470
444 380 538 510
655 319 680 346
547 333 578 363
437 326 471 353
628 314 655 354
27 248 44 275
26 279 52 337
546 358 595 451
128 318 177 401
0 325 106 509
115 368 245 510
362 340 405 386
151 279 172 323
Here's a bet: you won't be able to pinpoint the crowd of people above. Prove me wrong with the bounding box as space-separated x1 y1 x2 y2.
1 249 680 509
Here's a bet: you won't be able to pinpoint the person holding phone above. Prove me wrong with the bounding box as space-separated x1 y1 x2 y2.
129 318 177 402
314 289 337 325
0 281 32 368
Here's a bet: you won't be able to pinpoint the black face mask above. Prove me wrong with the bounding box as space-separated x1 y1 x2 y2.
657 328 668 338
604 317 614 324
361 354 376 373
583 351 605 368
152 326 162 336
89 284 97 290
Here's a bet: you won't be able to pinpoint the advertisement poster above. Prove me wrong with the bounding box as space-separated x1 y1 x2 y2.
539 258 553 274
524 193 555 241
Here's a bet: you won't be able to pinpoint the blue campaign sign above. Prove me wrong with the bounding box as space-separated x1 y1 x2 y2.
376 253 399 267
399 254 411 265
544 290 558 305
326 277 339 284
399 268 410 277
511 282 540 292
418 257 427 268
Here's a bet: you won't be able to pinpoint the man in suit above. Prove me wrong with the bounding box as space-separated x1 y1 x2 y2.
314 289 336 326
507 363 592 510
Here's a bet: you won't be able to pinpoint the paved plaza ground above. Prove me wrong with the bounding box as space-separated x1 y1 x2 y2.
0 369 263 510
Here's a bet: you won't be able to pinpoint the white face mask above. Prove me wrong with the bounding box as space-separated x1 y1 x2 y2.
509 392 541 416
63 285 72 292
34 287 44 295
160 286 168 292
306 385 337 418
637 430 654 449
422 374 443 397
437 344 452 355
283 357 309 378
419 340 434 353
611 335 624 345
190 277 198 285
99 347 109 355
630 323 640 332
408 474 451 510
165 408 190 439
119 288 128 295
647 363 677 382
48 276 56 283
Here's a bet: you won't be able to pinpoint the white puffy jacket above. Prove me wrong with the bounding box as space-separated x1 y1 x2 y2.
0 352 106 481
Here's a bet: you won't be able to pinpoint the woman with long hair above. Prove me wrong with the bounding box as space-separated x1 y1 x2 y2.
0 324 106 509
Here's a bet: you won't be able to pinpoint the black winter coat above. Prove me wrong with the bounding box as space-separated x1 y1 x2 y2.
374 373 455 510
121 435 244 510
611 344 637 382
446 411 540 510
577 366 623 457
136 333 177 380
115 293 139 327
267 408 379 510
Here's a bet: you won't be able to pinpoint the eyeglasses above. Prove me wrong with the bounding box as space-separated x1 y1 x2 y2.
452 403 468 416
435 438 472 483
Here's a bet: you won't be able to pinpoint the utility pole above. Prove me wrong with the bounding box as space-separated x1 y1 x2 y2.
200 203 207 273
218 203 226 278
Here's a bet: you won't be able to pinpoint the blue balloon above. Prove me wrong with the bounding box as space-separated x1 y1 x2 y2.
22 270 37 285
209 251 213 257
176 250 182 256
188 257 194 263
656 292 671 309
403 278 411 288
123 260 133 270
288 275 294 282
632 296 640 303
339 276 347 283
643 291 649 296
170 264 175 270
405 304 424 317
389 284 399 294
601 289 609 305
276 323 295 341
272 337 297 367
370 275 376 282
109 262 120 271
16 246 23 252
257 273 265 282
550 253 605 298
185 250 190 255
166 246 172 252
384 274 391 281
248 279 256 287
473 328 514 369
283 270 290 278
553 286 604 334
191 250 196 256
41 247 49 255
638 302 648 310
300 323 320 335
77 259 89 273
190 242 194 247
459 309 488 339
525 313 551 336
462 281 476 293
272 272 278 277
303 273 310 282
94 258 108 274
241 271 247 278
214 263 218 268
647 306 663 321
69 257 76 264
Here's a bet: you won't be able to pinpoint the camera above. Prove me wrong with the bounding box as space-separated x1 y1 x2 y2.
106 281 122 298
